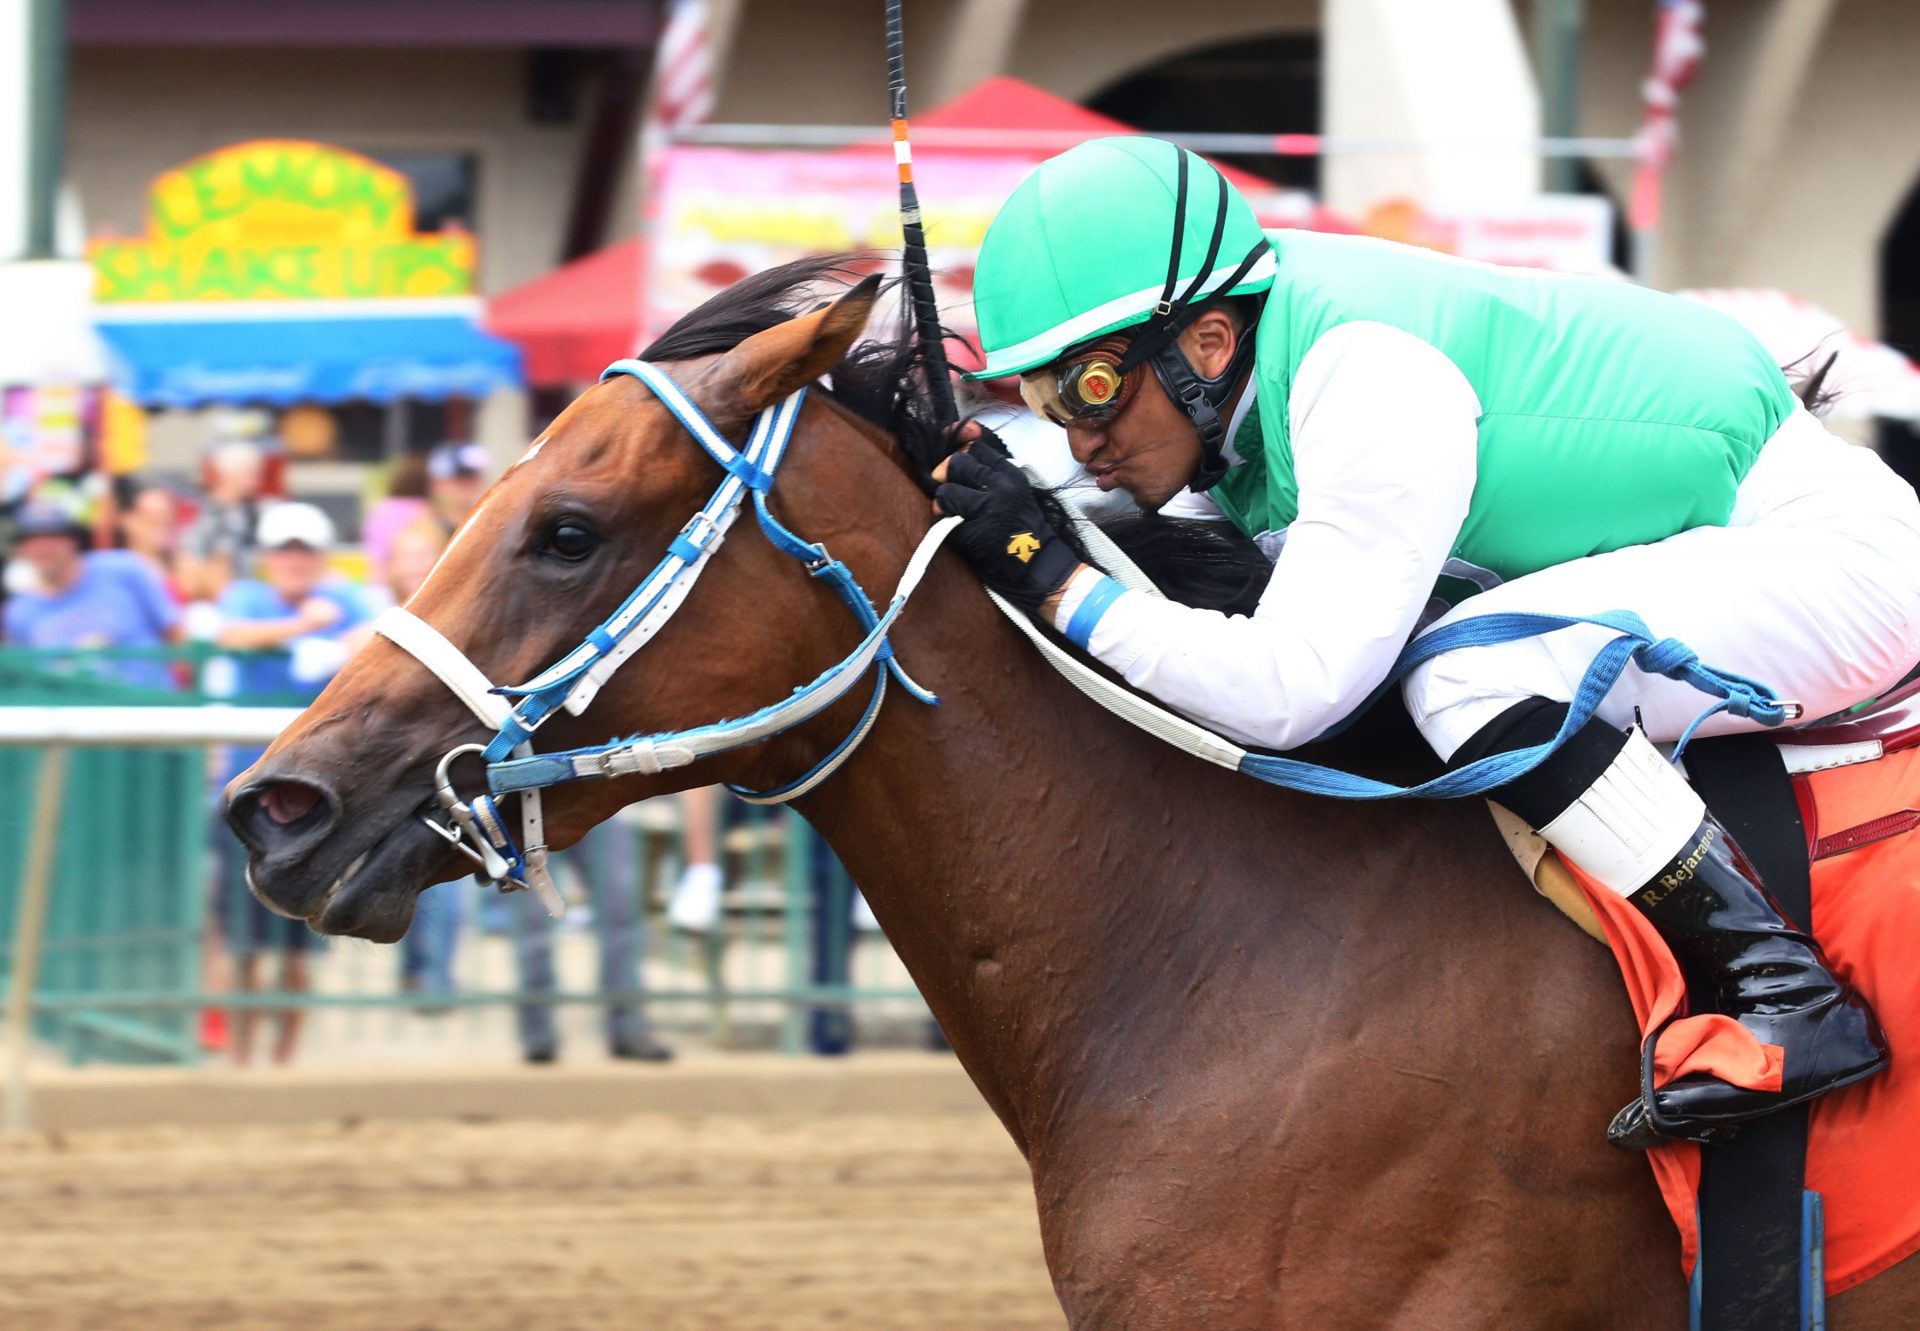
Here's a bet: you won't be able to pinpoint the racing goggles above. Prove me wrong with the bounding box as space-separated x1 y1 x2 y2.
1018 340 1141 427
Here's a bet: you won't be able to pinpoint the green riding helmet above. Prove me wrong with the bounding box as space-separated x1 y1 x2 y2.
970 136 1277 380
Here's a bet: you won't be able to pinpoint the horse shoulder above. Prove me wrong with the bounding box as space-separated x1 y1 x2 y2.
1024 798 1685 1327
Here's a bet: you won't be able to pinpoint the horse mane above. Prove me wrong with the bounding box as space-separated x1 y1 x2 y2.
1783 347 1842 416
640 254 953 486
642 253 1273 617
1080 512 1272 617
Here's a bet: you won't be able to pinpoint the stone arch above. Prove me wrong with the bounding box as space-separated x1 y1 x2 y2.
1084 33 1323 192
1008 0 1317 114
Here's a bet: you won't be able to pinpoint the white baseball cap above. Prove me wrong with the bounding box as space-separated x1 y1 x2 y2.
255 501 336 551
428 441 489 480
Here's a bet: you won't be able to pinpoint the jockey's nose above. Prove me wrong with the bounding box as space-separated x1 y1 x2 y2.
1065 424 1106 466
225 774 341 860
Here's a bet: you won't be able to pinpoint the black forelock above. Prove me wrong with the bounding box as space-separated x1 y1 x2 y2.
638 253 952 489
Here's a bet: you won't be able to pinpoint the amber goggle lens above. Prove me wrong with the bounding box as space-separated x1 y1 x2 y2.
1019 356 1132 426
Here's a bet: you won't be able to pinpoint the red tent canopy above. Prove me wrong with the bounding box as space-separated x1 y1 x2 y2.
485 76 1315 386
483 233 645 389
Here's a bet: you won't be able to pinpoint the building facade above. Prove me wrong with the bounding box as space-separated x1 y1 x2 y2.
707 0 1920 353
57 0 1920 464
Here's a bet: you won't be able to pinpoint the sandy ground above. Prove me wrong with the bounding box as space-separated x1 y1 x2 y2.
0 1111 1065 1331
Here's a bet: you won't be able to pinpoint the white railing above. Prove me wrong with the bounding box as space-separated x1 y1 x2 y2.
0 705 302 746
677 123 1641 159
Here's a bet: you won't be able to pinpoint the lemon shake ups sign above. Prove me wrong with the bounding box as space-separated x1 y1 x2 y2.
91 141 475 303
88 140 520 408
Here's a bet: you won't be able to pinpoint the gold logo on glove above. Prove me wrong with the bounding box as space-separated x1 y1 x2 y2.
1005 532 1041 563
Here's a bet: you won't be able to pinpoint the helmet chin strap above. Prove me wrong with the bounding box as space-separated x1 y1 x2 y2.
1145 323 1260 493
1106 142 1270 495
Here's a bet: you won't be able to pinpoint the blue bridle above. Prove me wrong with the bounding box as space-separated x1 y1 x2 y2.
374 359 955 906
490 360 941 771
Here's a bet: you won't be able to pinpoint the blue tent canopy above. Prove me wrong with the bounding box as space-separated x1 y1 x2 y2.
97 303 524 407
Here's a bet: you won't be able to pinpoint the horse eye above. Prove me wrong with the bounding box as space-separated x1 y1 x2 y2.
545 522 599 562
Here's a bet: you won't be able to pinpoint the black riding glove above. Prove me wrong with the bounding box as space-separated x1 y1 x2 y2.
934 432 1082 610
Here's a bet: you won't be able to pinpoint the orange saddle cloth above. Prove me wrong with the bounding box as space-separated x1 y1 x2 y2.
1570 740 1920 1295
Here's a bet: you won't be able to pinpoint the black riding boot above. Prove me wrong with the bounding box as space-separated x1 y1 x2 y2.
1458 700 1890 1151
1604 816 1888 1150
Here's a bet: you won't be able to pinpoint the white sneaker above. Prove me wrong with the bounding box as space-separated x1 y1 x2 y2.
667 862 724 933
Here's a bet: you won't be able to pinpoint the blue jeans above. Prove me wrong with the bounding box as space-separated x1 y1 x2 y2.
720 800 860 1055
513 817 651 1054
400 878 466 995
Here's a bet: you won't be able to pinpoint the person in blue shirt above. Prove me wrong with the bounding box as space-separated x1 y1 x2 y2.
211 501 370 1065
215 502 370 702
4 490 181 690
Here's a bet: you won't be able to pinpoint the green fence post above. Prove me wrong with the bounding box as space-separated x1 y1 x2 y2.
781 811 810 1056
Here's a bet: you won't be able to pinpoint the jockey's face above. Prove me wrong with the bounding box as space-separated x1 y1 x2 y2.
1061 307 1243 513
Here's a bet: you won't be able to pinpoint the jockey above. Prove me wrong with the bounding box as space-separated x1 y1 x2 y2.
935 136 1920 1149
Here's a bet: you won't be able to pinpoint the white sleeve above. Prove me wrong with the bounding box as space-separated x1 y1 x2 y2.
1154 488 1228 522
1051 321 1480 751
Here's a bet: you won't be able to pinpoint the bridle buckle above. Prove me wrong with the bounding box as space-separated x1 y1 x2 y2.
677 509 722 555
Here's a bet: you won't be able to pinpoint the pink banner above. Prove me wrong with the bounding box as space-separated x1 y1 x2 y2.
647 147 1311 369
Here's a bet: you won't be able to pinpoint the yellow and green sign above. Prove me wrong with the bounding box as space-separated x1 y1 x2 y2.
91 140 476 304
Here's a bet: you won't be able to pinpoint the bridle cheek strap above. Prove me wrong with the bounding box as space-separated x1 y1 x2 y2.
559 516 725 717
482 376 803 754
482 513 961 800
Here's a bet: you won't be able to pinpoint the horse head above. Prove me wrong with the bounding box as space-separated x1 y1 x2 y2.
225 263 940 942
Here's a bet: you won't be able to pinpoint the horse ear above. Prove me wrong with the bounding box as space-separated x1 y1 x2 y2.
722 274 883 414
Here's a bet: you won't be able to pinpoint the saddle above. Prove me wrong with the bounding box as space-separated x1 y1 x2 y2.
1497 678 1920 1328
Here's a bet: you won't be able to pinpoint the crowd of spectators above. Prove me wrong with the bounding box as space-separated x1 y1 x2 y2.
0 433 480 1065
2 428 878 1069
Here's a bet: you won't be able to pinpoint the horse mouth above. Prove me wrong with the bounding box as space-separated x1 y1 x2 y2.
255 807 461 944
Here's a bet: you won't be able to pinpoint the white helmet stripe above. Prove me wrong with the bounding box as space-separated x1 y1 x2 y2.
977 250 1276 379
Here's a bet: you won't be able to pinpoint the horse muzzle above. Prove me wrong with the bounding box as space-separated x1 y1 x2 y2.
225 768 459 943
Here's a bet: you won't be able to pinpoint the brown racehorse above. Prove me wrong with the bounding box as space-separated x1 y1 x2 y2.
226 263 1917 1329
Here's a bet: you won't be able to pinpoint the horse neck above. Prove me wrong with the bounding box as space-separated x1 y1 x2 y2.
792 551 1345 1153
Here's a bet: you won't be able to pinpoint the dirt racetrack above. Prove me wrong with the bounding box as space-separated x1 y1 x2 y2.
0 1111 1065 1331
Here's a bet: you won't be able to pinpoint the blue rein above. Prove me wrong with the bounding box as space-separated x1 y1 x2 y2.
1237 609 1795 800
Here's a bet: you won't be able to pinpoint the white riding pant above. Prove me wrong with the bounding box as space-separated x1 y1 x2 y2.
1405 407 1920 761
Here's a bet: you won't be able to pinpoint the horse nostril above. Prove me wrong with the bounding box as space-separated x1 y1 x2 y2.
261 781 323 826
229 777 337 849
